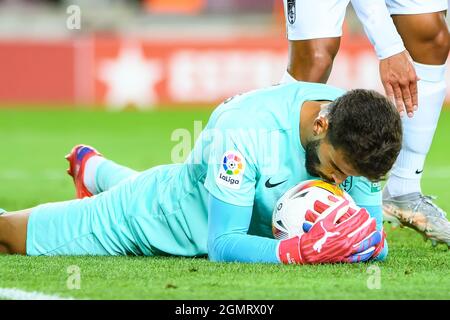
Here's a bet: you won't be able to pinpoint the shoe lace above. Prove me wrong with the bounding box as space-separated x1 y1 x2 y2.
412 195 447 219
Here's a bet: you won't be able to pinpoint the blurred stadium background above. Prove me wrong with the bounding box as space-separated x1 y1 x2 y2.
3 0 450 109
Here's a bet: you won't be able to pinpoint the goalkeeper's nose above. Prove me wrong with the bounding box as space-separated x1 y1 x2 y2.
332 173 347 185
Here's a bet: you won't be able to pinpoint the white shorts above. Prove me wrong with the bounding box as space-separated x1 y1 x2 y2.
285 0 449 40
387 0 448 15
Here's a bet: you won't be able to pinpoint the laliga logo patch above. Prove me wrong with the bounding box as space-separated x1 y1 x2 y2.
216 150 245 190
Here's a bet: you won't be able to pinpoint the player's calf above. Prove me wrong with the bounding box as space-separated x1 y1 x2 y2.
0 209 31 255
0 211 9 253
287 38 340 83
0 215 11 254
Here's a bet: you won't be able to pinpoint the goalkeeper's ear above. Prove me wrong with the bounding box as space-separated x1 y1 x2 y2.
312 113 329 137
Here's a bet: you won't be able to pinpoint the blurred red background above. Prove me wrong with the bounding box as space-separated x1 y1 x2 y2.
1 0 449 109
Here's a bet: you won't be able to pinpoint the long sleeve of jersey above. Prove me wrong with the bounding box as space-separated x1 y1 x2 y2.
207 194 280 263
351 0 405 59
207 193 387 263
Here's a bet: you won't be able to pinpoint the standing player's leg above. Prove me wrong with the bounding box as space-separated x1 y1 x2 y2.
383 6 450 245
280 0 349 83
281 0 387 234
285 38 341 83
66 145 138 198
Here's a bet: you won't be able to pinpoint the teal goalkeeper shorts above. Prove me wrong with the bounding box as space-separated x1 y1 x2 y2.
26 165 207 256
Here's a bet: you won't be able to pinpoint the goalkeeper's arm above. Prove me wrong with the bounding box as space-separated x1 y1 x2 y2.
207 194 280 263
207 194 384 264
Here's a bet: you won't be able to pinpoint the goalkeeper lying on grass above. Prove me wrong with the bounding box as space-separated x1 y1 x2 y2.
0 82 402 264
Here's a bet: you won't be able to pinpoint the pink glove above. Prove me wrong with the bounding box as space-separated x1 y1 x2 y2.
278 198 380 264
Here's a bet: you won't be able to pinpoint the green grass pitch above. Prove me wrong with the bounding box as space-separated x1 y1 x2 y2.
0 107 449 300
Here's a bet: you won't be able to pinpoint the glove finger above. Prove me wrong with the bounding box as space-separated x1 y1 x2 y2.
336 207 357 224
305 209 319 224
302 221 313 233
371 229 387 259
320 198 350 229
352 231 382 255
322 215 377 260
331 218 376 260
305 196 342 226
343 218 378 252
313 195 345 215
336 207 370 227
306 221 374 263
327 195 339 203
335 209 374 240
313 200 330 214
344 246 376 263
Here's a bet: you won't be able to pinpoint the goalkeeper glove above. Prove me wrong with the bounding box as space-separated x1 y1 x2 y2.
278 198 381 264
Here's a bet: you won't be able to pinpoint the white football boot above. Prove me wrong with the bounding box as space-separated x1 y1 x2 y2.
383 188 450 248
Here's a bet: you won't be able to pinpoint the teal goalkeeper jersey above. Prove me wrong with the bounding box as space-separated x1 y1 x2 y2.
142 82 382 256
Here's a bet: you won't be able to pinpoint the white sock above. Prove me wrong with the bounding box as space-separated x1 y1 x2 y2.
83 156 106 195
386 62 446 197
280 70 297 84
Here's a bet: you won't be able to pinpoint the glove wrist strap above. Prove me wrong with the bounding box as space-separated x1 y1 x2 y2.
278 236 304 264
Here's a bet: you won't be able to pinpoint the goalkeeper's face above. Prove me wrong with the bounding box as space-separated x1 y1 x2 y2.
305 138 359 185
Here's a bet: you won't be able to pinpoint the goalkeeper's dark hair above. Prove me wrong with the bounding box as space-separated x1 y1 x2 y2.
326 89 402 181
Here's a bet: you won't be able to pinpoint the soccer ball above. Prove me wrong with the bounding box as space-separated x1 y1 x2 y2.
272 180 354 240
